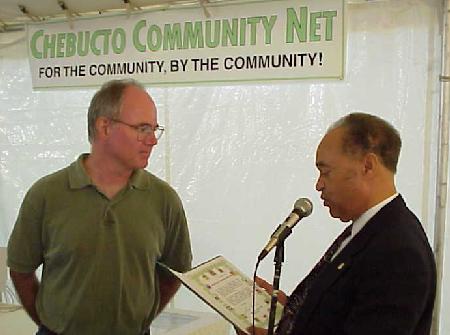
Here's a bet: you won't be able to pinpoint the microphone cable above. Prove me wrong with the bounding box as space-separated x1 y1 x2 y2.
252 258 261 335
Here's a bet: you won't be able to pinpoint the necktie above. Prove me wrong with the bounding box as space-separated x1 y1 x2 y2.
275 224 352 335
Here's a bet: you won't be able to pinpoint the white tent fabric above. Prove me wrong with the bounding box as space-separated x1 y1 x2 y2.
0 0 230 25
0 0 449 334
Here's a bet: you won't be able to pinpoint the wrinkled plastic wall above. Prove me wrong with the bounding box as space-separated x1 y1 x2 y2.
0 0 448 333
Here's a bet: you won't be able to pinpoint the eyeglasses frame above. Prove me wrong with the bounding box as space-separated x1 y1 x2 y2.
109 118 165 141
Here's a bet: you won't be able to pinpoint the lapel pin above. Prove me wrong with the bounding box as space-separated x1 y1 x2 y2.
337 262 345 270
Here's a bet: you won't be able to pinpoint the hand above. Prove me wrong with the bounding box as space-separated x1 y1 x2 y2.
234 326 268 335
255 276 272 291
255 276 288 305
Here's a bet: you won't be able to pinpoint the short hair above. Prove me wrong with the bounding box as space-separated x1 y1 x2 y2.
87 79 145 143
329 113 402 173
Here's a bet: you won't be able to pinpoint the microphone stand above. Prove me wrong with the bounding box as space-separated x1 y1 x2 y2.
267 229 290 335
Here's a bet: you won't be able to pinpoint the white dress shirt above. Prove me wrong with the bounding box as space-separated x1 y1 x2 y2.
332 193 399 260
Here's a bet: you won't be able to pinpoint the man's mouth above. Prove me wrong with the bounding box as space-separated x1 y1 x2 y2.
321 197 330 207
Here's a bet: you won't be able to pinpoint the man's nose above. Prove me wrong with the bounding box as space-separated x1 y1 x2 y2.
316 178 324 191
143 132 157 145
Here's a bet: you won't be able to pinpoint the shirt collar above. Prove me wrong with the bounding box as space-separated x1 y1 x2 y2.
351 193 399 238
68 153 152 190
129 169 152 190
68 153 92 189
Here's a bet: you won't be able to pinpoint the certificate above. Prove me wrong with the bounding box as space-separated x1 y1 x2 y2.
159 256 283 334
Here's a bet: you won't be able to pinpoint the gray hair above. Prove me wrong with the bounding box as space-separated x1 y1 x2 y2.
87 79 145 143
329 112 402 173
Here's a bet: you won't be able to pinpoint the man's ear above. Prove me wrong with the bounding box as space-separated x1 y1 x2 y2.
363 153 379 176
95 117 110 139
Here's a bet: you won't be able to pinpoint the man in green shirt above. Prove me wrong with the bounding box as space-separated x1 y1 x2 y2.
7 79 192 335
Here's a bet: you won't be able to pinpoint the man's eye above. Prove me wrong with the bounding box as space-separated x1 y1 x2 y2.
138 126 152 133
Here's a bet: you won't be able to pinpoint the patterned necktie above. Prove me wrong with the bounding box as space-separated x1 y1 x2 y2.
275 224 353 335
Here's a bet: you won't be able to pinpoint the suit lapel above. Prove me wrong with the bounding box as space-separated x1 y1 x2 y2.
292 195 406 330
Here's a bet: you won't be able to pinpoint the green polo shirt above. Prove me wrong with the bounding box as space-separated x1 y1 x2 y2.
7 154 192 335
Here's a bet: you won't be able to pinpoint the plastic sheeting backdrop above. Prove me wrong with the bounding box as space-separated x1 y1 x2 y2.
0 0 446 331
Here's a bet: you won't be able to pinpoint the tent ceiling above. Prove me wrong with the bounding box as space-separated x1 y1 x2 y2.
0 0 377 31
0 0 246 30
0 0 387 34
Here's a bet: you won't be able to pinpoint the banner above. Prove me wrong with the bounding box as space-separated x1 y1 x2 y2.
27 0 345 88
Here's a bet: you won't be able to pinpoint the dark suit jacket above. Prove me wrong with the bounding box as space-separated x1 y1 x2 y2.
290 195 436 335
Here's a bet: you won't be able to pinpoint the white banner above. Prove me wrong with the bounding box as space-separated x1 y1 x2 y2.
27 0 345 88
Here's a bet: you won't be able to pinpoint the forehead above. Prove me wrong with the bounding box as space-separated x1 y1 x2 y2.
315 128 346 167
120 86 157 121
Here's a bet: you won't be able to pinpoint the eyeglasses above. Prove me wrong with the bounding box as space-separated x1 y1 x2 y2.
110 118 165 141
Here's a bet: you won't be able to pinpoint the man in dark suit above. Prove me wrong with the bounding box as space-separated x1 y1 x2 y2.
240 113 436 335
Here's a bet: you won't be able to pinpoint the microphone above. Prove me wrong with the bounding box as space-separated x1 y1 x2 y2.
258 198 313 261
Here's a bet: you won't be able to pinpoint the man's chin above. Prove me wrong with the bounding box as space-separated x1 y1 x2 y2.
329 209 351 222
136 159 149 169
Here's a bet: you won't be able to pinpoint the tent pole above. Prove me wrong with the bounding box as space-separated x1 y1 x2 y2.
431 0 450 334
